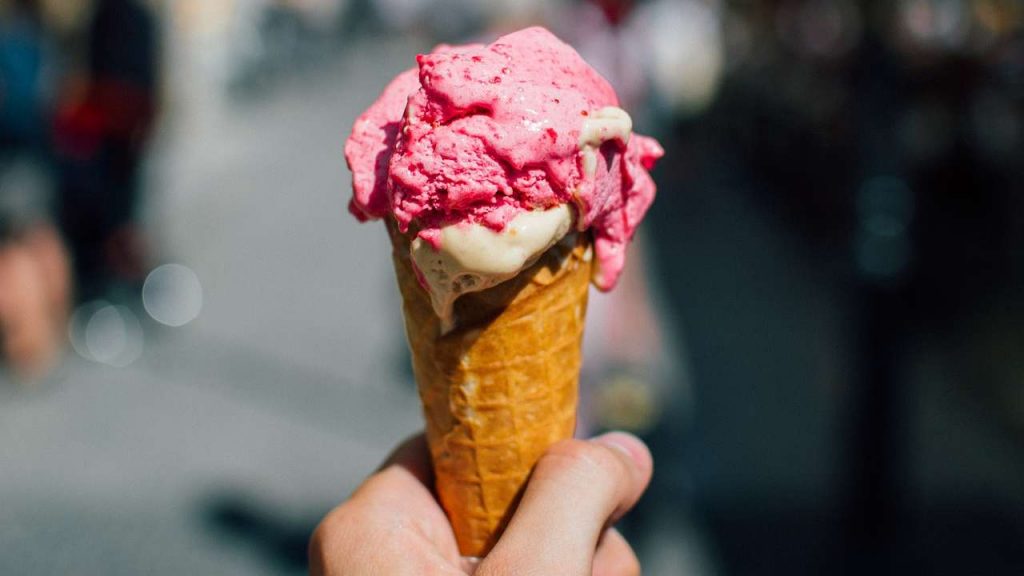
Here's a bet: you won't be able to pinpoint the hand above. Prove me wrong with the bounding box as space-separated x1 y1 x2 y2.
310 431 653 576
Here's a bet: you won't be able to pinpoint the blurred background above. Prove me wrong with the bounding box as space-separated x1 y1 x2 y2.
1 0 1022 574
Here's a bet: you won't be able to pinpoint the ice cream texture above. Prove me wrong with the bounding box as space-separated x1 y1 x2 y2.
345 26 663 323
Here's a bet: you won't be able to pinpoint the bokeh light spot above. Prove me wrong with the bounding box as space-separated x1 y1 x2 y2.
70 301 144 367
142 264 204 327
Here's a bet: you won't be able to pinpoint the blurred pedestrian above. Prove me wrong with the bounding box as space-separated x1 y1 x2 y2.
52 0 159 300
0 1 69 380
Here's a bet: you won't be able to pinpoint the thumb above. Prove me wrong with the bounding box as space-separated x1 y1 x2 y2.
477 432 652 575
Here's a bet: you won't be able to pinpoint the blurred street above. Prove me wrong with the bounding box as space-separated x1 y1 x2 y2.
2 1 1022 574
0 34 429 575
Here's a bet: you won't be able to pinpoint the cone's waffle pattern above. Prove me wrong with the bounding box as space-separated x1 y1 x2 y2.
390 225 591 556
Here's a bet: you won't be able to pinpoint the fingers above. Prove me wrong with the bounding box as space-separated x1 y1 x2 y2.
478 432 653 576
593 528 640 576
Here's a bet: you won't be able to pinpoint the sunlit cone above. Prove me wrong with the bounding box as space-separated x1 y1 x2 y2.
388 220 591 556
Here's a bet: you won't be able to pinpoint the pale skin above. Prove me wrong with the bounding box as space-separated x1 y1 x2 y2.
309 432 654 576
0 224 71 380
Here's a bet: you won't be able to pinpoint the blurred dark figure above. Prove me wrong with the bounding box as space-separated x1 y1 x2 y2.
53 0 159 301
0 0 47 155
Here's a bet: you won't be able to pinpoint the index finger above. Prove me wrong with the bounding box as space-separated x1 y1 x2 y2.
309 433 460 575
478 432 653 575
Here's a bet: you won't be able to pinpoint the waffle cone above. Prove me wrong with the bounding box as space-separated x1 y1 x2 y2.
388 221 592 556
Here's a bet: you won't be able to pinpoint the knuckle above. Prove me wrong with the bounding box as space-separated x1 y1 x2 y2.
540 440 630 487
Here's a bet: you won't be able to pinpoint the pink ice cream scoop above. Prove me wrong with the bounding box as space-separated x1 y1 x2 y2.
345 26 663 296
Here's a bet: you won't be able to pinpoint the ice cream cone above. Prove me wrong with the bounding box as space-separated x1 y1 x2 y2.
388 220 592 556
